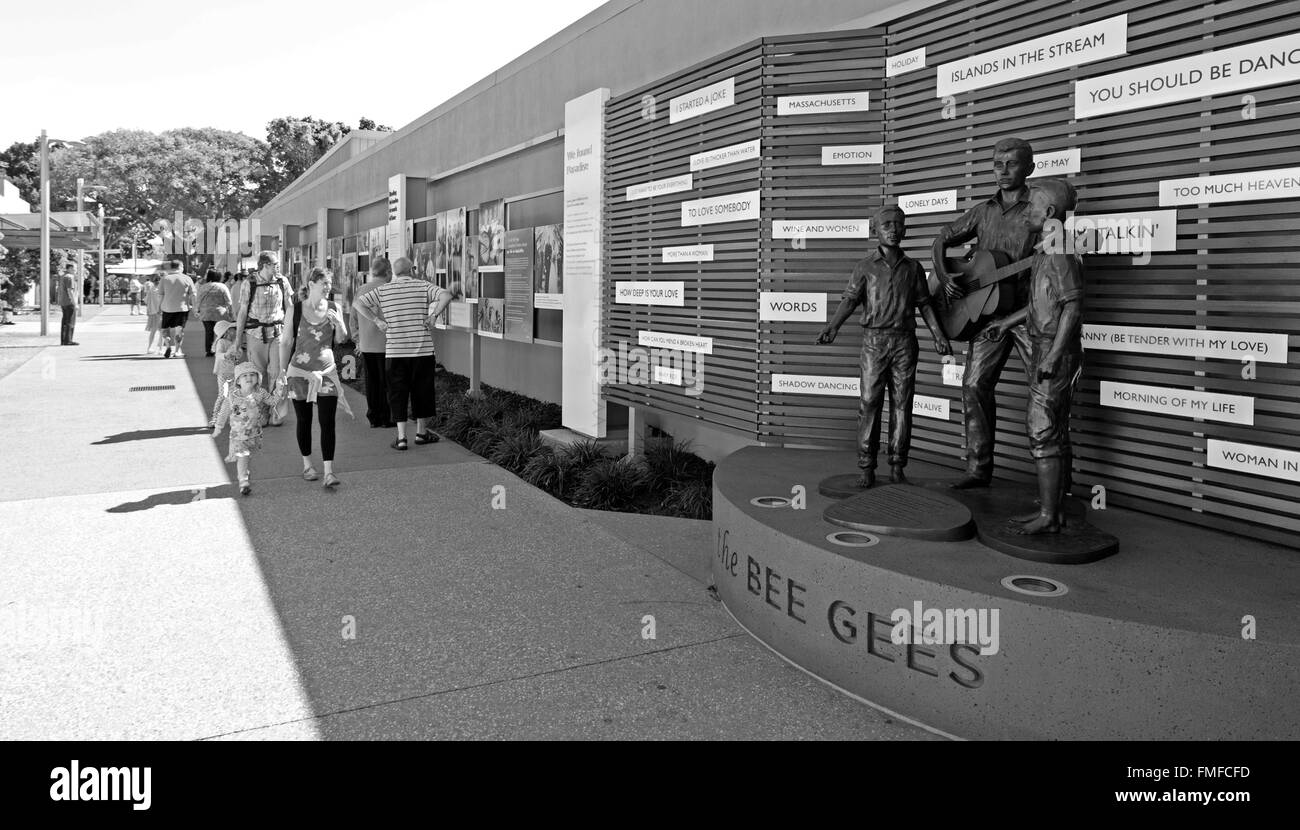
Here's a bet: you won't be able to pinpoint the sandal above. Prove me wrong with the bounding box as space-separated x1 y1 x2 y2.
239 478 252 496
391 438 408 451
413 431 440 445
302 466 319 481
323 473 341 489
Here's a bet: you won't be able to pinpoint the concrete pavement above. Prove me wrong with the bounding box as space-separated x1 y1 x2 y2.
0 305 941 740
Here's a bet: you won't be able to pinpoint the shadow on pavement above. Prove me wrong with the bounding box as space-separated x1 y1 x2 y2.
107 483 240 513
94 427 212 445
81 354 168 362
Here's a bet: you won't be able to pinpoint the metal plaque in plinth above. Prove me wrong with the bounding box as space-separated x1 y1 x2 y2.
823 484 976 542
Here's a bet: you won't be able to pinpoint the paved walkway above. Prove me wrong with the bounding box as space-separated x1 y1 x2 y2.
0 306 938 740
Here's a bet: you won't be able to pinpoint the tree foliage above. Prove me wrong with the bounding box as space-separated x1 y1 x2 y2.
258 116 352 203
358 117 393 132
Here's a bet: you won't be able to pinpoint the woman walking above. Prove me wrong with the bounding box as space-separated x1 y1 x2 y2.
196 269 233 356
284 268 353 488
143 275 163 354
127 276 143 315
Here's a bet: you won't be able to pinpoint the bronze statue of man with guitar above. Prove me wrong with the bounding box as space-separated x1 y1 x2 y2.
818 206 951 488
931 137 1044 489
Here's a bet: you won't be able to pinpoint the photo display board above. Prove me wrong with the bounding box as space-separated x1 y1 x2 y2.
602 1 1300 548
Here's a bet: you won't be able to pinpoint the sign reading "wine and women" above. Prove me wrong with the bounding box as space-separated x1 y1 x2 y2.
937 14 1128 97
1076 31 1300 118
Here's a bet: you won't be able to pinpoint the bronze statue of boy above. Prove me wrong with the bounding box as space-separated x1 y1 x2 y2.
818 207 952 488
983 178 1083 534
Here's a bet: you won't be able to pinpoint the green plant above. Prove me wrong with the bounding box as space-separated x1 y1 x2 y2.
468 420 510 457
520 446 575 497
490 427 546 473
642 437 711 490
572 458 648 511
662 478 713 520
562 438 609 468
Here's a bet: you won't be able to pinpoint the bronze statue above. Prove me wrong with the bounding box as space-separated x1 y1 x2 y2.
931 137 1043 489
818 207 952 488
983 178 1083 534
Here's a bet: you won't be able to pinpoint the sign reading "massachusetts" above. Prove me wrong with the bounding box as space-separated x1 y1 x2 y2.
777 91 869 116
937 14 1128 97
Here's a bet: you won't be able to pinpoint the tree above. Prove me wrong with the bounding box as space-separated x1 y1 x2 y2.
358 117 393 132
256 116 351 205
0 139 40 208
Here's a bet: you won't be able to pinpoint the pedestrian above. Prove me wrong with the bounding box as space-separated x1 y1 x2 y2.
209 320 240 427
157 261 195 359
352 257 395 429
196 269 233 356
353 256 455 450
212 361 285 496
229 270 248 312
284 268 353 488
234 253 293 425
1 273 14 324
57 264 79 346
127 275 143 315
143 275 163 353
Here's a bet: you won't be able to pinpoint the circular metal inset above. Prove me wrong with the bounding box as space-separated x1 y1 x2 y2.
827 531 880 547
1000 575 1069 597
750 496 791 508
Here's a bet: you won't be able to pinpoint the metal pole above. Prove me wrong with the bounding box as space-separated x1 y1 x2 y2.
77 178 85 317
98 204 105 307
39 130 49 337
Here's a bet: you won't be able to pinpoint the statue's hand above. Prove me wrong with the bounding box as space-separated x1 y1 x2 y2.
983 320 1006 342
1037 353 1060 380
939 275 963 301
815 325 837 345
935 339 952 357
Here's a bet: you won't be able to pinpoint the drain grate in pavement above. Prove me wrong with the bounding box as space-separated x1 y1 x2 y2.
128 385 176 392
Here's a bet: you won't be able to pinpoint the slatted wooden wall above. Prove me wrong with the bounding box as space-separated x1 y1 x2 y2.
603 41 766 436
603 0 1300 548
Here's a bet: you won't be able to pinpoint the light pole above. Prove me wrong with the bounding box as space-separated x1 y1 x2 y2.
38 133 87 335
79 181 113 307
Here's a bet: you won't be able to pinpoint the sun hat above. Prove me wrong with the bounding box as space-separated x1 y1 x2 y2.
214 320 235 341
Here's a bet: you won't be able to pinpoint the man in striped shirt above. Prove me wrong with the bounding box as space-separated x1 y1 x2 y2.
354 256 454 450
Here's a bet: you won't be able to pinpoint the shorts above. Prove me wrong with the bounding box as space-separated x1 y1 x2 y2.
386 354 438 421
161 310 188 329
1026 339 1082 459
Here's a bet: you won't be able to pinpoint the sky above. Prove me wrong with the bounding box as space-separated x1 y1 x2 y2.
1 0 611 148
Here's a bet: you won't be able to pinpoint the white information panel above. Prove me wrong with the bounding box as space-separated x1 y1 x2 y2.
942 363 965 387
1159 167 1300 206
638 330 713 355
822 144 883 165
898 190 958 215
654 365 683 385
1100 381 1255 425
1080 325 1288 363
913 395 951 420
669 77 735 123
626 174 693 201
1067 210 1178 254
662 244 714 263
690 140 761 171
1076 32 1300 118
777 91 869 116
681 190 761 227
1207 439 1300 483
887 47 927 77
615 281 685 306
771 374 859 397
1029 148 1082 177
772 219 871 239
938 14 1128 97
758 292 830 322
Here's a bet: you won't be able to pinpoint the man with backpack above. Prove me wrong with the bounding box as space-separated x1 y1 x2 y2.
234 252 294 426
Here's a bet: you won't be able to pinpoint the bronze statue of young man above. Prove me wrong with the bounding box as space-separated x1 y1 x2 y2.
818 207 952 488
931 137 1041 489
983 178 1083 534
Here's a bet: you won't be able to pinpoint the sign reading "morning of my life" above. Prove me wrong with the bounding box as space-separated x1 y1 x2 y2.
690 139 761 171
662 244 714 263
772 219 871 238
777 91 870 116
1207 439 1300 482
1080 325 1288 363
1099 381 1255 425
669 77 735 123
822 145 883 165
1159 167 1300 206
937 14 1128 97
626 173 693 201
1075 31 1300 118
680 190 761 227
898 190 958 215
615 281 686 306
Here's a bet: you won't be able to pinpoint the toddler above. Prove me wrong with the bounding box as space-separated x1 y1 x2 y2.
212 361 284 495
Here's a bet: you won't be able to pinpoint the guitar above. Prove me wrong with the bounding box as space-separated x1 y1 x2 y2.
936 250 1036 341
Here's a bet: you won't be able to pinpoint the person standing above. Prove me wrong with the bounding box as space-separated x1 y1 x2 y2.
127 275 143 315
286 268 353 488
353 257 395 428
143 275 163 353
157 261 195 359
930 136 1040 489
197 269 233 356
354 256 453 450
57 264 79 346
234 252 294 426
